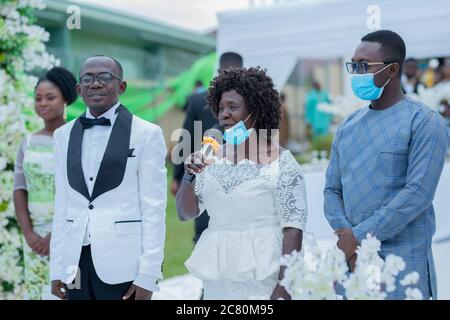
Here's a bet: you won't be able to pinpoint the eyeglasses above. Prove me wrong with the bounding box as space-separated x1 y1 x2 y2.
79 72 122 86
345 62 393 74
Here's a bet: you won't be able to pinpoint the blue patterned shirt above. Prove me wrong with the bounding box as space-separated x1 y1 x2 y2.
324 96 449 299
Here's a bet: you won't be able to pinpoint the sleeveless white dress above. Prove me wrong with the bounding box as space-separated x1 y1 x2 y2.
185 150 308 299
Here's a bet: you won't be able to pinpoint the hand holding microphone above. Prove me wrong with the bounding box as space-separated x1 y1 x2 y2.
183 125 222 183
184 151 206 175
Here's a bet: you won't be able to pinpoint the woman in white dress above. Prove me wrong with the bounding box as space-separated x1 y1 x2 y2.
176 67 308 300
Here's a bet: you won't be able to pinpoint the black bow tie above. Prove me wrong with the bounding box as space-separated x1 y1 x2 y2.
80 116 111 129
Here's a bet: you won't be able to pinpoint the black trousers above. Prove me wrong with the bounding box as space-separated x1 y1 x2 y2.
66 245 133 300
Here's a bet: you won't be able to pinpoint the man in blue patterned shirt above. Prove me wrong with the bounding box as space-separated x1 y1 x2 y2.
324 30 449 299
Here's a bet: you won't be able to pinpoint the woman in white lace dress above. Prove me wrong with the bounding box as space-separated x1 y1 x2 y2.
176 67 308 300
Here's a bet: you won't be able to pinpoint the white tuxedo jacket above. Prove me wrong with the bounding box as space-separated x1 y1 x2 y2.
50 106 167 292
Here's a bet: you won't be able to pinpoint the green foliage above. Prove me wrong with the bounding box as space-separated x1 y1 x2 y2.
309 134 334 157
163 166 194 278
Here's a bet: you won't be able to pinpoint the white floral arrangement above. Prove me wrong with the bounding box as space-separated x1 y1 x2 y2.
317 95 366 121
0 0 58 299
409 82 450 113
280 233 423 300
317 82 450 121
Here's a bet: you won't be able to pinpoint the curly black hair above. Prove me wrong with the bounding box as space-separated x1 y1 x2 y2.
206 66 281 138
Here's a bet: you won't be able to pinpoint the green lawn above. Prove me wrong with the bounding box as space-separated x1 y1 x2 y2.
163 166 195 279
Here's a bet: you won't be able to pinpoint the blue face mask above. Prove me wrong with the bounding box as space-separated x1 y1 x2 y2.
350 64 392 101
223 113 254 145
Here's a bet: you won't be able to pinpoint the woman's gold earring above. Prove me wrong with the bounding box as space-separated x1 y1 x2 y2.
63 104 67 120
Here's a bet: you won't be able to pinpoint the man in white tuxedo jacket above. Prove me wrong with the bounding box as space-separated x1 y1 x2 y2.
50 55 167 300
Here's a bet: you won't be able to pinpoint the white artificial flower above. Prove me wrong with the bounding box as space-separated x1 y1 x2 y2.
360 234 381 252
317 95 366 120
400 272 420 286
384 254 406 275
7 9 20 20
381 274 398 291
0 157 7 171
405 287 423 300
280 232 425 300
408 82 450 111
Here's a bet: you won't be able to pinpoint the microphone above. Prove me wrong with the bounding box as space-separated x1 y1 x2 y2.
198 124 223 158
183 124 223 184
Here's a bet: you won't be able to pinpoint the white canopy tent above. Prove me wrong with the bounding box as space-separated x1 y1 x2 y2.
217 0 450 89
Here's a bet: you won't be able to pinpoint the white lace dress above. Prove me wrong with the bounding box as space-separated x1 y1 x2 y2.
185 150 308 299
